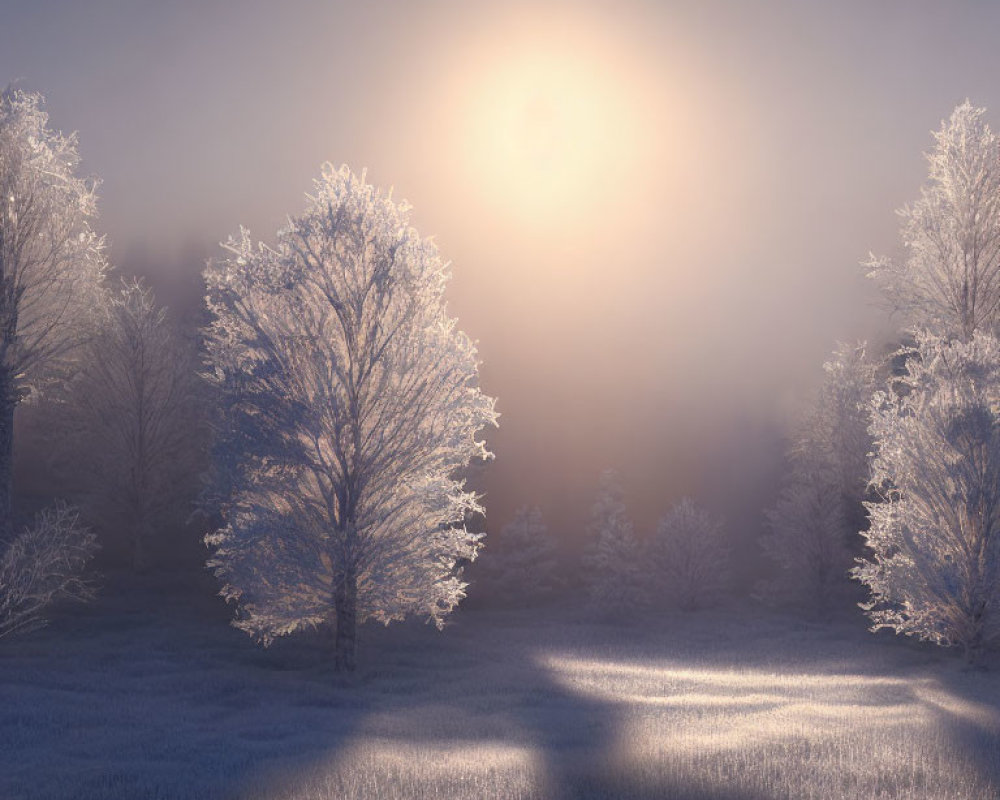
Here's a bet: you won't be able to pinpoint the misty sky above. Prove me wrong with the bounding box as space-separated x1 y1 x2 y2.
3 0 998 547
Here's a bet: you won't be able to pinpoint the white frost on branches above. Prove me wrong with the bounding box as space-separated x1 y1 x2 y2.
0 503 96 640
868 102 1000 341
0 88 107 398
854 332 1000 660
0 88 107 537
204 164 497 670
815 343 880 507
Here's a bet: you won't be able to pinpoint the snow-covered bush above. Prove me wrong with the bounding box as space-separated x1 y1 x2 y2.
474 506 560 606
648 497 729 611
854 332 1000 661
0 503 97 639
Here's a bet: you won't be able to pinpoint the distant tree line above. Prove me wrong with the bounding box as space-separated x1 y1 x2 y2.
4 85 1000 668
471 469 732 617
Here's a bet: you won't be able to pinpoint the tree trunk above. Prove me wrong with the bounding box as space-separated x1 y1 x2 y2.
131 489 152 572
334 569 358 672
132 521 149 573
963 634 983 666
964 609 986 666
0 371 16 544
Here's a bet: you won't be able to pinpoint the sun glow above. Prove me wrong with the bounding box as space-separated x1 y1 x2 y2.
456 23 655 233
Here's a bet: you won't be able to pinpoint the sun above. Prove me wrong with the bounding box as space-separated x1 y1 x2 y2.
491 58 599 164
458 34 648 233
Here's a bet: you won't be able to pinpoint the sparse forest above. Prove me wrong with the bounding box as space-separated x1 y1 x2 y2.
5 4 1000 798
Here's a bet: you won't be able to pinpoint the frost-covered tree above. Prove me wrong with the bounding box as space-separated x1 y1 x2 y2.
0 503 96 639
761 454 852 614
648 497 729 611
868 102 1000 341
760 342 877 613
204 164 497 671
474 506 560 606
49 279 203 570
583 470 645 617
814 343 880 523
0 89 106 536
854 332 1000 661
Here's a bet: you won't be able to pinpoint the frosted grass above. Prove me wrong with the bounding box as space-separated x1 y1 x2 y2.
1 577 998 799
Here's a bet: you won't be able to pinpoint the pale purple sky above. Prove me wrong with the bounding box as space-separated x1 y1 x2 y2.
3 0 998 547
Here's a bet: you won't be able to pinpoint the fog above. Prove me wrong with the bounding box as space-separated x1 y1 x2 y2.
3 0 997 554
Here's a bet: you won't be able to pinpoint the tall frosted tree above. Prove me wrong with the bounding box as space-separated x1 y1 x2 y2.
854 332 1000 661
0 89 106 536
474 506 560 606
204 164 497 671
648 497 729 611
50 279 203 570
761 342 877 613
583 469 645 617
868 101 1000 341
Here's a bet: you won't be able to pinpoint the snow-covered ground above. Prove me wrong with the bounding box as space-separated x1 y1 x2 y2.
2 576 998 800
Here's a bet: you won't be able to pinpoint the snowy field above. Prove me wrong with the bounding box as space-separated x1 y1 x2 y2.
2 577 999 800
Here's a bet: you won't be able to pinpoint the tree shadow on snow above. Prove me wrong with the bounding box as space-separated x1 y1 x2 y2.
915 649 1000 791
10 583 1000 800
257 605 809 800
0 571 369 800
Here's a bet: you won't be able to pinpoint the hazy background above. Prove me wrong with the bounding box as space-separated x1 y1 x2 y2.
2 0 996 563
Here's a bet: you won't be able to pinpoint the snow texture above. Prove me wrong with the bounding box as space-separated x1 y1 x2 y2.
2 579 998 800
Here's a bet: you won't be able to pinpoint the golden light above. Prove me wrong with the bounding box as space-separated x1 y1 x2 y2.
455 22 655 235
